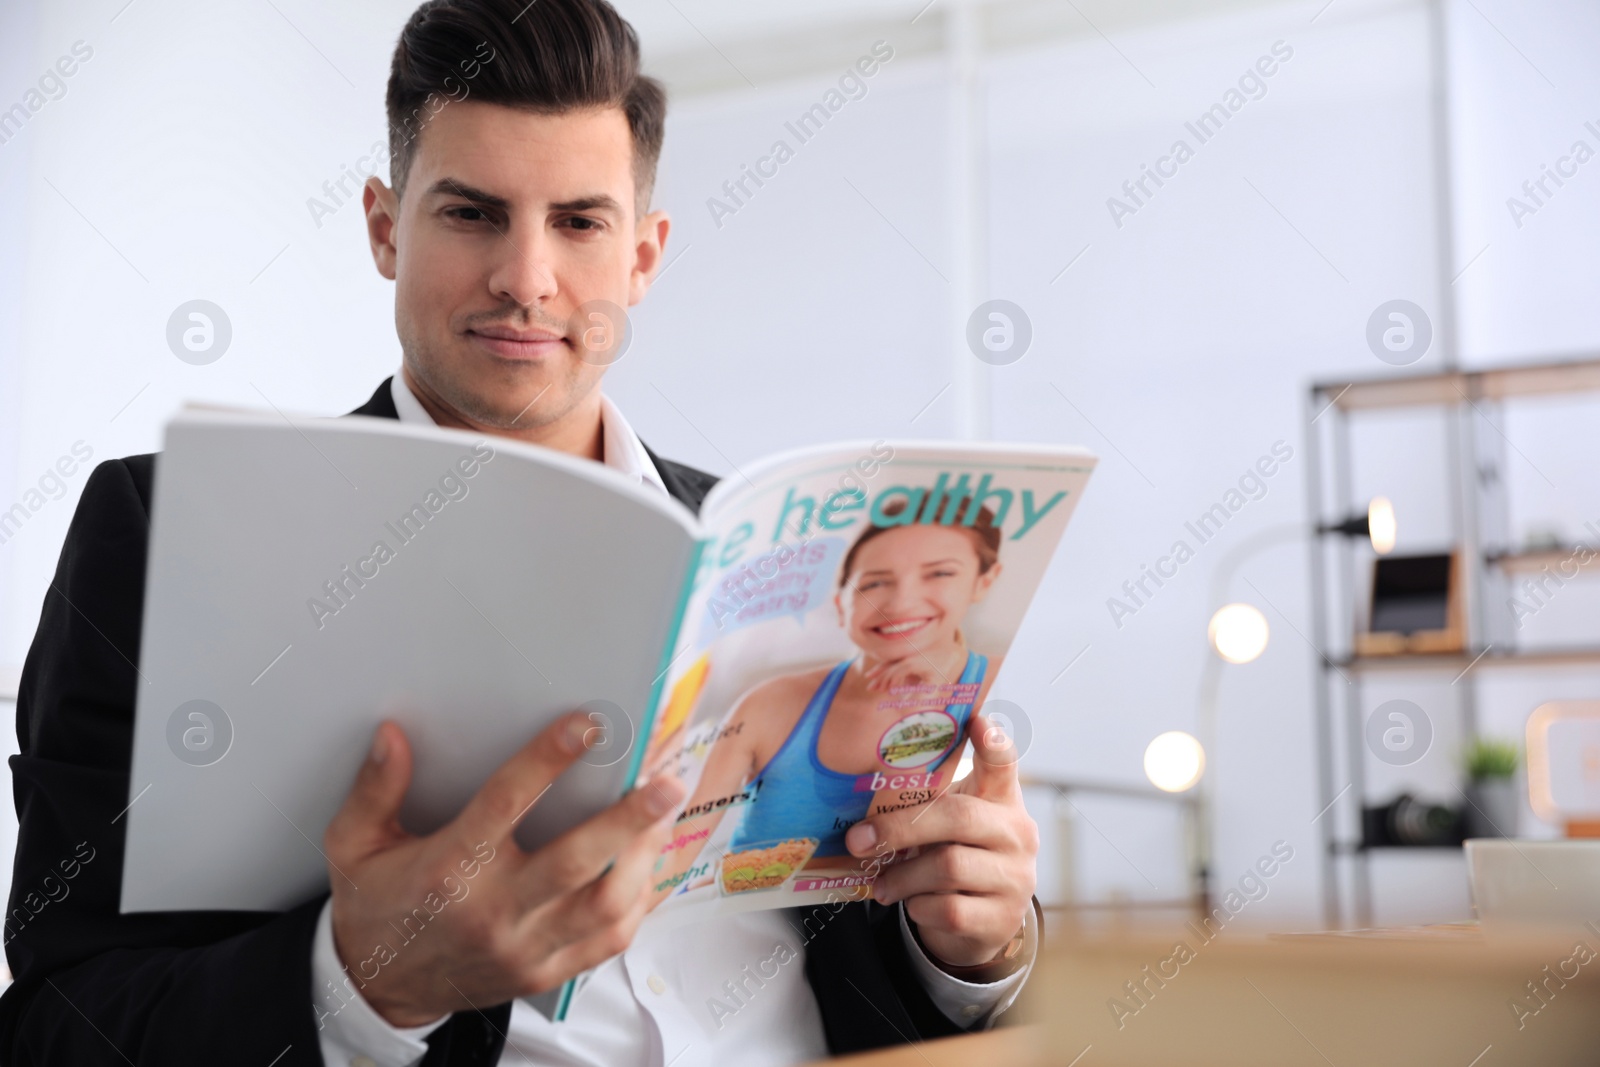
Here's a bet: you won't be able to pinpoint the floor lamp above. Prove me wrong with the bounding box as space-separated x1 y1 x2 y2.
1149 497 1396 920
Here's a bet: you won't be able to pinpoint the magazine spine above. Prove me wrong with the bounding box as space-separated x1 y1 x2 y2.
553 534 710 1022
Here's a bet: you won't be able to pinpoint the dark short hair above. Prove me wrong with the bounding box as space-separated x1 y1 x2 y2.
386 0 666 214
839 499 1002 590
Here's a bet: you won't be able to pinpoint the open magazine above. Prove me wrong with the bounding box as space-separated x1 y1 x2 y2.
641 441 1095 923
123 408 1093 1016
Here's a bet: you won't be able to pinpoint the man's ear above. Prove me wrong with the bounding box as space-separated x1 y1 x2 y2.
364 177 400 281
628 208 671 306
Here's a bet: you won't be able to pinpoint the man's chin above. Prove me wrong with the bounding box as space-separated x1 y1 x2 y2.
468 392 564 430
443 366 570 428
406 344 598 432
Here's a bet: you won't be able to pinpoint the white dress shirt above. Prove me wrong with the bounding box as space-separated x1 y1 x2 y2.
310 372 1033 1067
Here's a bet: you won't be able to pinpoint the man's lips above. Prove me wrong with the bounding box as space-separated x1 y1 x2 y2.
466 327 568 361
871 617 934 639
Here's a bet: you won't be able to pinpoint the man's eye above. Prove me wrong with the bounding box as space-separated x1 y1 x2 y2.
449 206 486 222
564 216 602 232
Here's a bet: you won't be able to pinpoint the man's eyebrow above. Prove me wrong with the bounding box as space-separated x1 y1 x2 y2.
424 178 510 211
420 182 623 217
549 193 624 215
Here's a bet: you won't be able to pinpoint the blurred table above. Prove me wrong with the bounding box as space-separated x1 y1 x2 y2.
806 1026 1043 1066
1025 920 1600 1066
808 922 1600 1065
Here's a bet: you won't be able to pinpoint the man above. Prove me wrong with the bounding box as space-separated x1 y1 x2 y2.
1 1 1040 1063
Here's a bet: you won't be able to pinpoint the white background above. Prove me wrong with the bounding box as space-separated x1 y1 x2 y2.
2 0 1599 938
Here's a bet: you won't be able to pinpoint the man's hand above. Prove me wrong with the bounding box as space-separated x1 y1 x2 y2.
844 712 1037 969
323 713 686 1026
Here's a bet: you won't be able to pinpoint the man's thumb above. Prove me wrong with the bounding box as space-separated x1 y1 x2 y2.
967 713 1021 796
326 720 413 852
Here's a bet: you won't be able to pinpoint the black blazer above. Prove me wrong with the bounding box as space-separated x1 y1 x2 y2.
0 380 976 1065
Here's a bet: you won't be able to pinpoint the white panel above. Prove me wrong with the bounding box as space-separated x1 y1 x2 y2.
984 0 1439 928
607 55 961 471
1449 0 1600 361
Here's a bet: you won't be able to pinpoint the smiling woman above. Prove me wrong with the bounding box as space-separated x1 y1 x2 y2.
646 498 1008 909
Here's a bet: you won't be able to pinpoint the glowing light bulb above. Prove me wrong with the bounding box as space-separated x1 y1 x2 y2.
1368 496 1397 555
1208 603 1270 664
1144 731 1205 792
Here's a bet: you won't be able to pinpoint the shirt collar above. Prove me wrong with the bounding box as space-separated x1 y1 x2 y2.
389 370 668 497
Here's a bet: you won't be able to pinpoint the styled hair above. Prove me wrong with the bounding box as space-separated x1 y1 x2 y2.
385 0 666 214
838 499 1002 589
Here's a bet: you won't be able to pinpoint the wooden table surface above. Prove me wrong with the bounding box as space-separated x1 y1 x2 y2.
807 923 1600 1066
805 1024 1045 1066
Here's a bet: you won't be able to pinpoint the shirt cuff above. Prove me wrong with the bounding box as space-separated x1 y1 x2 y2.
311 898 450 1067
896 902 1037 1029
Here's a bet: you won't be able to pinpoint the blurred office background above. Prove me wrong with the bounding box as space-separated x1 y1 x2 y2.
2 0 1598 939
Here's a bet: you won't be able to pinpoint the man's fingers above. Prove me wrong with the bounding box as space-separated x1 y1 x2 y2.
845 716 1026 856
512 808 677 989
903 890 1003 938
502 809 672 991
519 773 686 903
325 720 415 857
452 712 594 845
566 806 676 923
847 791 1010 857
870 844 1008 904
532 890 657 993
966 713 1022 800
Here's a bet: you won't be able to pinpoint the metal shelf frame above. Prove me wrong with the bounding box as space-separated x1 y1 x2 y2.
1305 357 1600 927
1295 0 1600 929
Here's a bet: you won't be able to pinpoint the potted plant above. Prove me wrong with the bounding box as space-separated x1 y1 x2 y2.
1462 738 1520 838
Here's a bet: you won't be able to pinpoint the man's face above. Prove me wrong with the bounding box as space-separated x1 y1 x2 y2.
364 101 668 434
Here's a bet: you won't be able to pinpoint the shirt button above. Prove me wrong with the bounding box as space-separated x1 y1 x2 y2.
960 1003 984 1019
647 974 668 995
351 1057 378 1067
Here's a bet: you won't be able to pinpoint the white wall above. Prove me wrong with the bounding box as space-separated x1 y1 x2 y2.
3 0 1600 930
0 0 40 702
982 0 1446 924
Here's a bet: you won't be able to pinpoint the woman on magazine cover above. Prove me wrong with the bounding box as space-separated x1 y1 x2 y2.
649 500 1006 905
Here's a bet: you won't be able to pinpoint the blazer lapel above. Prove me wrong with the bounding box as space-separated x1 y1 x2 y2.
349 377 401 420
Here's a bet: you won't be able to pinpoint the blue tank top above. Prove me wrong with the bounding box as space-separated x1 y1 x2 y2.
729 651 987 857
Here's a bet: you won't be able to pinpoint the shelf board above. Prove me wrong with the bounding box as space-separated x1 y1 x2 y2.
1331 842 1464 855
1485 546 1600 574
1312 356 1600 412
1329 645 1600 672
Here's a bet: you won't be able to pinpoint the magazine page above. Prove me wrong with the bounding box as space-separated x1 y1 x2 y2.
122 408 702 914
636 440 1096 923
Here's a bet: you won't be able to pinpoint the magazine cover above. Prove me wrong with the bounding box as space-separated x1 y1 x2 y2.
638 441 1096 919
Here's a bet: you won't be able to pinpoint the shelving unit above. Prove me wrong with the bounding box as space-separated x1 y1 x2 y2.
1304 356 1600 928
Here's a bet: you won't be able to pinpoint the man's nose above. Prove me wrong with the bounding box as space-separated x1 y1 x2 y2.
486 225 559 308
